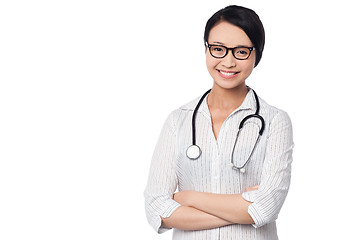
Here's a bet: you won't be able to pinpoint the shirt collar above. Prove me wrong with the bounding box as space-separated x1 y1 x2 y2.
180 88 257 114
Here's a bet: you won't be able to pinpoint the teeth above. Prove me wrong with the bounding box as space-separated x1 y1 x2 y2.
220 71 236 76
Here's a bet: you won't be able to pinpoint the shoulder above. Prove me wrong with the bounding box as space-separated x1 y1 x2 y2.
163 96 195 121
258 96 292 133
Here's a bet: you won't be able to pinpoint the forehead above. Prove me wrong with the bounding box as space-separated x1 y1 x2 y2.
208 21 253 46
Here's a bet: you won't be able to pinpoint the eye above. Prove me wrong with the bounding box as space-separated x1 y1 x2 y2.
236 49 248 55
234 47 251 59
212 46 225 52
209 45 227 58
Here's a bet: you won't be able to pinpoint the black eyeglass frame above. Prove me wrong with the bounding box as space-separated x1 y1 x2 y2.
205 42 255 60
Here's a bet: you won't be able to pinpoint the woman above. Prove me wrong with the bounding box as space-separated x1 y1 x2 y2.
144 5 294 240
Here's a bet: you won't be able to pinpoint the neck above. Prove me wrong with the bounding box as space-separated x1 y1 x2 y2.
207 84 248 111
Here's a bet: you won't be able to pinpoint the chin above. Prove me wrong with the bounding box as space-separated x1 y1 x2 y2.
213 78 246 90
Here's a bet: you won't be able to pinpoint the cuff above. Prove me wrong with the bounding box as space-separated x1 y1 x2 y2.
150 201 181 234
242 191 264 228
247 202 265 228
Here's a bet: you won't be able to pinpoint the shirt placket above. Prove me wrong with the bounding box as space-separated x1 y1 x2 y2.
198 103 222 240
211 116 232 194
211 139 221 194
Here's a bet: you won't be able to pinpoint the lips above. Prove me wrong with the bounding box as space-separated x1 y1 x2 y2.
217 70 240 79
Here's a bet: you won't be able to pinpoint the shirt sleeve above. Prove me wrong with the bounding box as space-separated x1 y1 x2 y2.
242 110 294 228
144 112 181 234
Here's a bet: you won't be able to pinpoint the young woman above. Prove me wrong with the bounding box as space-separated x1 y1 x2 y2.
144 5 294 240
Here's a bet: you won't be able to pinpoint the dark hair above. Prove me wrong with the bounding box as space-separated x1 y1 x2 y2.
204 5 265 67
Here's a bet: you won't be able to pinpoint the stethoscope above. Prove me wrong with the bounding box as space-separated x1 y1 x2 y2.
186 88 265 173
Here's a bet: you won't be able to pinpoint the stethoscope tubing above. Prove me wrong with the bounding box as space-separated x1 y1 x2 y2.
191 89 211 145
187 87 265 173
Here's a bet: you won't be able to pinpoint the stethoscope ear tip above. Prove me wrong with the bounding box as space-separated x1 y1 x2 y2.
229 163 246 173
230 163 246 173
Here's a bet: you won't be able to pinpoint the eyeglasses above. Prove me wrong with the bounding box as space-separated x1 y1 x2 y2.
205 42 255 60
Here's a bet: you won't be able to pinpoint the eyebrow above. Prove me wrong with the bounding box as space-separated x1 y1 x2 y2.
211 41 251 48
213 41 225 45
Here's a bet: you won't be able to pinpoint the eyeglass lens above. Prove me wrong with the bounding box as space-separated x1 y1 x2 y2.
209 45 251 60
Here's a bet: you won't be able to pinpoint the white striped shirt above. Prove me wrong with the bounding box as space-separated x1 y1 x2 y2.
144 89 294 240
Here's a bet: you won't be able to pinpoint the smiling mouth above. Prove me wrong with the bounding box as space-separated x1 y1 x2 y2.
217 70 240 78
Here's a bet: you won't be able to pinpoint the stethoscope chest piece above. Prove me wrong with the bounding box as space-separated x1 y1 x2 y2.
186 145 201 160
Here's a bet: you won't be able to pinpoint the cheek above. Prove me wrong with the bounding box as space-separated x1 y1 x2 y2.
239 56 256 74
242 61 255 74
206 54 219 71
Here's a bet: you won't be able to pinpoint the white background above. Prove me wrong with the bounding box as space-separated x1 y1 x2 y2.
1 0 360 239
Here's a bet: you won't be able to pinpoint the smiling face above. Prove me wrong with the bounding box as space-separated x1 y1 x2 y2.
206 21 256 90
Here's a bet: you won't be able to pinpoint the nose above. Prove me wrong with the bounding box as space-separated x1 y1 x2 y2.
221 50 236 68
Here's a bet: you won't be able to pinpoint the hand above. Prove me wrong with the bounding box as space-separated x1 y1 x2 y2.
245 185 259 192
173 191 192 206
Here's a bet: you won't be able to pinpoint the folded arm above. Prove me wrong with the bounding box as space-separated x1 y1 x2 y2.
172 186 257 225
161 185 258 230
161 205 233 231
